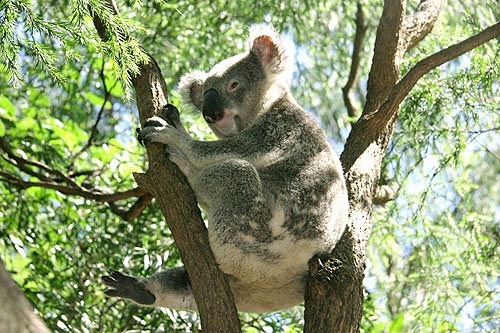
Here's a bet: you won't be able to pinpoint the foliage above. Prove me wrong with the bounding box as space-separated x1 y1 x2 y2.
0 0 499 332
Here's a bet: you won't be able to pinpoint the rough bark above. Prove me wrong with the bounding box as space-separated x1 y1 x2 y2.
304 1 500 332
92 3 241 332
0 258 50 333
305 2 409 330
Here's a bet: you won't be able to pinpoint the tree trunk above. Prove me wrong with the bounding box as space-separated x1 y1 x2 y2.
131 59 241 333
0 258 50 333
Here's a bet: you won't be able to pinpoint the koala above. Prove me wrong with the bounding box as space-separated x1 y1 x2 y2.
102 25 348 313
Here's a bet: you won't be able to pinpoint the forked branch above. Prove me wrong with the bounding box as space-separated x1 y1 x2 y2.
366 20 500 134
399 0 444 54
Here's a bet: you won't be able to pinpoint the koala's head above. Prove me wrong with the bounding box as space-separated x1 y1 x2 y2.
178 25 291 138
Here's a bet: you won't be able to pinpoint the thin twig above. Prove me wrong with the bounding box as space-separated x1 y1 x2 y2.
1 136 150 219
68 61 119 173
342 2 367 118
0 171 147 202
0 137 79 187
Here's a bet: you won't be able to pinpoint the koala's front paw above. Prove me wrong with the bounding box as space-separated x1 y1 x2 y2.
102 270 156 305
137 116 171 146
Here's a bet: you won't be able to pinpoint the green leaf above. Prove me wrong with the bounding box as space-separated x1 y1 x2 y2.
49 118 78 150
87 92 104 106
0 95 16 118
388 314 404 333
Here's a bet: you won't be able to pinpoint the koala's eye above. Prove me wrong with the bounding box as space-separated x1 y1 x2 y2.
227 80 239 92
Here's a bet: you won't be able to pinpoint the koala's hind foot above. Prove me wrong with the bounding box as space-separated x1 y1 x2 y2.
102 270 155 305
102 267 197 311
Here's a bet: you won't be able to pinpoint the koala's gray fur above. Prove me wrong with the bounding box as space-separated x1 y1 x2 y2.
103 25 348 313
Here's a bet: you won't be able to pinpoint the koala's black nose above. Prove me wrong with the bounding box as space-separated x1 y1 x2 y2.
202 89 224 124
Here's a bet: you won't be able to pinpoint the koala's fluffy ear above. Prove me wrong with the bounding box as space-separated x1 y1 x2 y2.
178 70 207 111
248 25 290 76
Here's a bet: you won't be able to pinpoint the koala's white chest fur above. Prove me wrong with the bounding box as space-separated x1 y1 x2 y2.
206 196 337 312
208 232 316 312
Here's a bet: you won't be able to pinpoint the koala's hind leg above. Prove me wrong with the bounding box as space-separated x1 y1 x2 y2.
193 159 274 252
102 267 197 311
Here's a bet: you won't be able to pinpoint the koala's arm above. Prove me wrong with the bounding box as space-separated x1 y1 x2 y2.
141 102 303 169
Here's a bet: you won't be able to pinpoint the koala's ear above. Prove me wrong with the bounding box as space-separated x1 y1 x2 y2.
178 70 207 111
248 25 288 75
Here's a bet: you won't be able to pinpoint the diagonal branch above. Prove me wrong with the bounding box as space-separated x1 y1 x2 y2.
342 2 368 118
109 193 153 221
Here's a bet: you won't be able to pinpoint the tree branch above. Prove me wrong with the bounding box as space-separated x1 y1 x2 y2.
0 170 147 200
68 60 118 174
373 181 400 205
0 137 77 186
342 2 368 119
1 136 150 219
364 0 405 113
109 193 153 221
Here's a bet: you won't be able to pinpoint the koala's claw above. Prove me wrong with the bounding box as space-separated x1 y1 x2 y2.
137 127 155 146
137 116 170 146
163 104 181 125
102 270 156 305
136 127 145 145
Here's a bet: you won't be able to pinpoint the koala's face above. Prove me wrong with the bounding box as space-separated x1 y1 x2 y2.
199 53 266 137
178 26 289 139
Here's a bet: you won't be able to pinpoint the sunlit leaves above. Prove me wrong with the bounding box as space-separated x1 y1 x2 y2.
0 0 148 93
369 42 500 329
0 0 83 86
